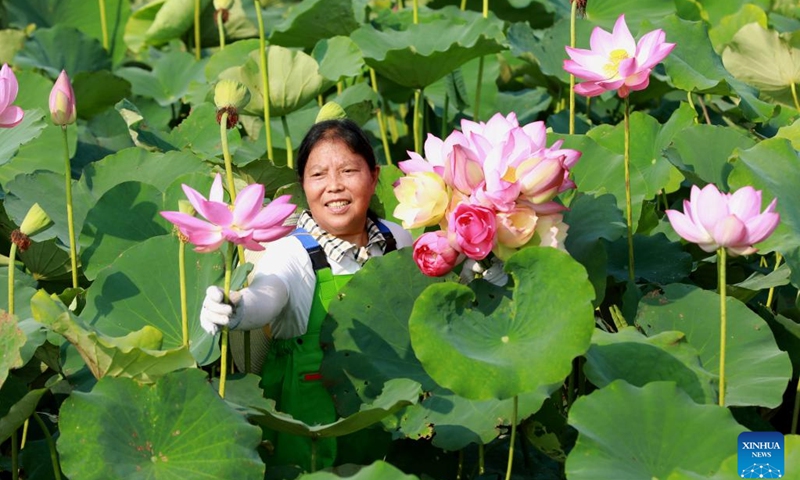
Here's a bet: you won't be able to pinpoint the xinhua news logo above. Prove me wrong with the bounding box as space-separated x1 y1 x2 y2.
738 431 784 478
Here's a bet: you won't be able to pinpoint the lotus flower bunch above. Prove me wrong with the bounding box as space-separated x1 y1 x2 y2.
161 173 297 253
394 112 581 277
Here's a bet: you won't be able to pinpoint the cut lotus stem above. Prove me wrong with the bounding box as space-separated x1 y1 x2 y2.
98 0 109 50
718 247 727 407
254 0 273 159
62 127 79 289
370 68 392 165
623 97 635 283
504 395 518 480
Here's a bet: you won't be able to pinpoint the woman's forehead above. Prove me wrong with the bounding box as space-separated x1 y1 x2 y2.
306 140 367 168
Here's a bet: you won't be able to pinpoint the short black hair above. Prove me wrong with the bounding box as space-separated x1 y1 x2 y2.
296 119 377 182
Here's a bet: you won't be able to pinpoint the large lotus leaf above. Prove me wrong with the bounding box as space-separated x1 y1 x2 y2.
410 247 595 400
270 0 361 49
0 269 46 369
664 124 756 190
57 369 264 480
0 29 26 65
169 102 242 162
0 378 47 443
649 15 774 122
14 25 110 78
301 461 419 480
79 181 171 281
19 238 75 284
368 163 403 223
351 13 506 89
775 118 800 150
636 283 792 407
0 313 25 389
72 70 132 120
239 160 299 199
693 0 771 25
116 50 207 107
5 0 131 66
423 53 501 123
115 98 179 151
80 235 222 365
0 108 47 167
313 36 365 82
32 290 197 383
249 378 421 439
507 18 594 84
143 0 212 45
123 0 163 53
728 138 800 288
494 88 552 125
0 119 74 188
204 38 260 80
584 327 716 404
584 0 676 30
606 232 693 284
708 4 768 53
722 23 800 108
565 381 746 479
332 83 379 127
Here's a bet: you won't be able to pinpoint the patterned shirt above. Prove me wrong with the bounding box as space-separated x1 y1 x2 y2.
296 210 387 266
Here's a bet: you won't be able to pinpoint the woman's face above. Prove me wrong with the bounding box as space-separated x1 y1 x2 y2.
302 139 379 246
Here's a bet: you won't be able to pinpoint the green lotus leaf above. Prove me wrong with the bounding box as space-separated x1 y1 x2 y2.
708 4 768 53
32 290 197 383
0 108 47 167
722 23 800 108
368 163 403 223
0 313 25 388
248 378 421 439
116 50 207 107
506 18 593 84
123 0 163 53
72 70 132 120
57 369 264 480
565 381 746 479
585 327 716 404
585 0 676 30
606 233 693 284
0 378 47 443
0 269 37 321
80 235 222 365
313 35 365 82
115 98 179 151
169 102 242 162
694 0 771 25
143 0 212 45
775 118 800 150
728 138 800 288
9 69 53 113
0 29 26 65
332 83 379 126
351 10 506 89
270 0 361 49
636 283 792 407
204 38 260 80
663 124 756 189
14 25 110 78
410 247 595 400
300 461 420 480
239 160 299 199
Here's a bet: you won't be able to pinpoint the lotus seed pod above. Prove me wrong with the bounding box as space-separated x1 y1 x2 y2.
19 203 53 237
214 79 250 110
315 101 347 123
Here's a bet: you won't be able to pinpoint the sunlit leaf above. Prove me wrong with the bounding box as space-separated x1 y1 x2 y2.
270 0 361 49
14 25 110 78
313 36 365 83
116 50 207 107
144 0 212 45
0 312 25 389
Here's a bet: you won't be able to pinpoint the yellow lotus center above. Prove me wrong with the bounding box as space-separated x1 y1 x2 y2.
502 165 517 183
603 49 630 79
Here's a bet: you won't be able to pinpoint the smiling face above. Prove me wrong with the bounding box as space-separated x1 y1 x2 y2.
302 139 380 247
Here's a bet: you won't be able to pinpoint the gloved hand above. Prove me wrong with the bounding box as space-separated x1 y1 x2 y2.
459 256 509 287
200 286 243 335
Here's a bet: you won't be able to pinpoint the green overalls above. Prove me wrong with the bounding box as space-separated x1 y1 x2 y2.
260 224 395 472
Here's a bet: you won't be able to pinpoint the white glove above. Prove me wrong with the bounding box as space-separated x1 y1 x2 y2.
459 257 509 287
200 286 243 335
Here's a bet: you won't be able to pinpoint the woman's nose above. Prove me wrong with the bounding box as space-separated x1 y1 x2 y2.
326 173 344 191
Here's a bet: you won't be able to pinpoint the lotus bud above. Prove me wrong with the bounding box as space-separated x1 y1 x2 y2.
49 70 77 126
19 203 53 237
213 0 233 9
214 79 250 129
315 102 347 123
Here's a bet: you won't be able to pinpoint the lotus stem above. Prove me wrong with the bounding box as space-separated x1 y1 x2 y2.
412 0 418 24
216 13 226 49
219 242 235 398
370 68 393 165
697 94 712 125
282 115 293 169
687 91 698 124
793 378 799 434
33 413 62 480
62 126 79 289
337 81 343 95
623 97 634 283
474 57 484 121
504 395 518 480
98 0 109 50
569 0 577 134
220 111 236 196
718 247 727 407
413 89 422 153
11 430 18 480
20 420 27 448
311 438 318 472
483 0 488 16
457 450 464 479
8 243 17 314
179 240 189 347
766 252 783 310
442 93 449 139
194 0 201 60
460 0 466 10
791 82 800 112
478 443 485 474
254 0 274 160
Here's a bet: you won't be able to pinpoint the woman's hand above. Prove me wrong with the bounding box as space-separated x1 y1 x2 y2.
200 286 243 335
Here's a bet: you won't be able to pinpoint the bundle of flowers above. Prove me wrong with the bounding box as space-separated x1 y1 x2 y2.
393 112 581 277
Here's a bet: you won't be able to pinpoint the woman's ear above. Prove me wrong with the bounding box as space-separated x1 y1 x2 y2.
371 165 381 188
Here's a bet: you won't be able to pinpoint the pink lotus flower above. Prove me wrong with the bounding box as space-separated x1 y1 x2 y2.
665 184 779 256
413 231 463 277
161 174 297 253
50 70 77 125
563 15 675 98
393 171 450 229
0 64 24 128
448 203 496 261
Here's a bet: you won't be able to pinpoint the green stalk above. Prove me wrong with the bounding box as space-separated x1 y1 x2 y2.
254 0 274 160
413 89 422 153
441 93 449 139
311 438 318 472
219 242 235 398
11 430 19 480
793 382 800 434
220 111 236 196
282 115 293 169
791 82 800 112
194 0 201 60
482 0 488 17
472 0 488 121
33 413 62 480
98 0 109 50
412 0 418 24
478 443 485 475
504 396 518 480
179 240 189 347
460 0 467 9
623 97 634 283
62 127 79 289
370 68 393 165
568 0 577 134
8 243 17 314
718 247 727 407
216 12 226 49
766 252 783 310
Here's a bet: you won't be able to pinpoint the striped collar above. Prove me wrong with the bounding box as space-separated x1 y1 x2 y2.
296 211 387 266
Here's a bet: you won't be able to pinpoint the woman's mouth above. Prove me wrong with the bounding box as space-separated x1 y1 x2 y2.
326 200 351 212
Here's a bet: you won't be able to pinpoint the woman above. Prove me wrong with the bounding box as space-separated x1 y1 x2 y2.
200 118 413 471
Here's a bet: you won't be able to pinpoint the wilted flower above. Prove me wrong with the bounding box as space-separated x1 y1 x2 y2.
393 172 450 229
160 174 297 253
214 79 250 129
49 70 77 126
0 64 24 128
563 14 675 98
666 184 779 256
413 231 462 277
448 203 496 261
